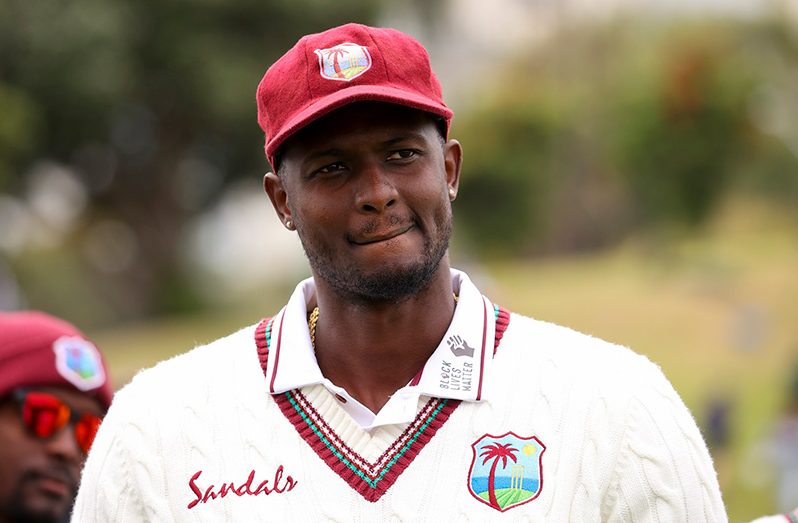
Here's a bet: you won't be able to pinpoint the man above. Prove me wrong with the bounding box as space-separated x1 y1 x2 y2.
74 23 727 520
0 311 112 523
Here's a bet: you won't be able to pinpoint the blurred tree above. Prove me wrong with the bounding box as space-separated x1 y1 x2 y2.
455 95 563 256
456 19 640 256
455 16 797 258
0 0 383 323
2 3 797 320
609 24 755 226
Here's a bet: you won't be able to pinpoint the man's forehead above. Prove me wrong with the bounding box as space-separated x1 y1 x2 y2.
279 102 439 162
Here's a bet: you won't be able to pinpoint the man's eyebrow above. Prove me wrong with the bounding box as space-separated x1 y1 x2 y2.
381 132 427 148
303 133 427 160
301 147 346 165
294 131 431 169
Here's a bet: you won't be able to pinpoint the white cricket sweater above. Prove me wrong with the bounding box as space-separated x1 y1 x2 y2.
73 281 726 521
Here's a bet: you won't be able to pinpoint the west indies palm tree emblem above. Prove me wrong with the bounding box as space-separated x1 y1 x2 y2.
468 432 546 512
314 43 372 82
53 335 106 390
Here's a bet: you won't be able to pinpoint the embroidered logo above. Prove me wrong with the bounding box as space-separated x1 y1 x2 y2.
187 467 298 509
447 334 475 358
468 432 546 512
52 336 106 391
314 43 372 82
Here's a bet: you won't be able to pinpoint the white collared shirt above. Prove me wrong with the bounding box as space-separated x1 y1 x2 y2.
262 269 497 429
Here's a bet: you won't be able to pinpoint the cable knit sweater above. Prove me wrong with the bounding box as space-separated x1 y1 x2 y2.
73 302 726 521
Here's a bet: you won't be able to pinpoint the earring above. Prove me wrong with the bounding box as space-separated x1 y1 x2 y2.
285 219 293 230
448 187 456 199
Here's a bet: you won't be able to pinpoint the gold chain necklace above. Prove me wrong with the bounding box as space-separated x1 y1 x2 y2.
308 294 458 348
308 306 320 347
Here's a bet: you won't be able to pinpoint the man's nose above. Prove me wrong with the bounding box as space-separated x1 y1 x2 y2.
354 162 398 213
44 425 83 465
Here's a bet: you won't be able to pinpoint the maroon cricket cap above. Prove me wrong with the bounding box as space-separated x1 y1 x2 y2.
256 23 453 169
0 311 113 410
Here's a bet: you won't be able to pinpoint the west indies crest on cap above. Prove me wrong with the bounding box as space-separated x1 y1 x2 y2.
0 311 113 410
53 335 107 392
315 43 372 82
256 23 453 169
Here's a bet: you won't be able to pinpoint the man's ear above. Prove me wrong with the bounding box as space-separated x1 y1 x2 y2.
263 172 294 230
444 139 463 200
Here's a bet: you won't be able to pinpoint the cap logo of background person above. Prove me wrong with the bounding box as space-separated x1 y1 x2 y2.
52 336 107 391
314 43 372 82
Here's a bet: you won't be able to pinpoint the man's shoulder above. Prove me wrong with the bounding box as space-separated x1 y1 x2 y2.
500 311 665 388
112 321 265 408
504 311 647 361
495 311 686 431
141 321 260 376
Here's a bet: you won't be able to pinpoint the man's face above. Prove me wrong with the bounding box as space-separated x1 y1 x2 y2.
0 387 103 523
268 102 462 304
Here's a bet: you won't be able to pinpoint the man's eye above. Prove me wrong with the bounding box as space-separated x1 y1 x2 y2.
386 150 417 161
316 162 346 175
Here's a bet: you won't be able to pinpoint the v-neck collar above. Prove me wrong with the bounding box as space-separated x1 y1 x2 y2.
254 283 511 503
261 269 498 428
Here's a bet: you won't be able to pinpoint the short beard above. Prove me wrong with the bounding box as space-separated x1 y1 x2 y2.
298 215 452 305
1 471 72 523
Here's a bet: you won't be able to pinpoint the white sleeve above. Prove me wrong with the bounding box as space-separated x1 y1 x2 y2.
601 359 728 522
71 382 168 522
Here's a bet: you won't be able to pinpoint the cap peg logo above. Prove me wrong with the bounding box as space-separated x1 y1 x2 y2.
315 43 372 82
52 336 106 391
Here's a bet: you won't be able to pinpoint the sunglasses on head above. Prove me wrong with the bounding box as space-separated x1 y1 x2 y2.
12 388 102 455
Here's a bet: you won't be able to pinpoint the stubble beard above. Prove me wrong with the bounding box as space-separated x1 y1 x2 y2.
1 471 73 523
296 210 453 305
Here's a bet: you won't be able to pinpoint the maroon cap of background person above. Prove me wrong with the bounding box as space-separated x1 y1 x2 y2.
256 23 454 169
0 311 113 410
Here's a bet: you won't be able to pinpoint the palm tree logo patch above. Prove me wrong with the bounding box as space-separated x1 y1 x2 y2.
468 432 546 512
52 336 106 391
314 43 372 82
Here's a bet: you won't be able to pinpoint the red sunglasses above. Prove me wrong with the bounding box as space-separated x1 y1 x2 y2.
12 389 102 455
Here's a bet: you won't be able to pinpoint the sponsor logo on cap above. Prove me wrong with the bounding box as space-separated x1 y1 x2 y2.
315 43 372 82
52 336 106 391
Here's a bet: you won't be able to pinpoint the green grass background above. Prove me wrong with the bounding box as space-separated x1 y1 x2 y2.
87 198 798 521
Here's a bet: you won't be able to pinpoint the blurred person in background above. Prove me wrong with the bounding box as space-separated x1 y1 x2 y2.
762 362 798 512
0 312 112 523
749 507 798 523
703 389 735 490
745 360 798 522
74 23 726 521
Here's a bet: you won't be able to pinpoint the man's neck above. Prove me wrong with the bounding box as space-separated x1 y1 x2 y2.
310 264 455 414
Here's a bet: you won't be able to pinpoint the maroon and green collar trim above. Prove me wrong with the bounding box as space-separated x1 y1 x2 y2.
256 305 510 502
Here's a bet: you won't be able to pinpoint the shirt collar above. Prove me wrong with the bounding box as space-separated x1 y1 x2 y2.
263 269 496 426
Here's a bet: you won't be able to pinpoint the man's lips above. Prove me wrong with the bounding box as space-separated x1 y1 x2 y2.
30 469 76 499
350 224 414 245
